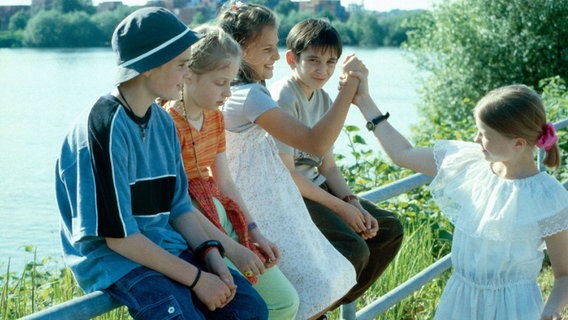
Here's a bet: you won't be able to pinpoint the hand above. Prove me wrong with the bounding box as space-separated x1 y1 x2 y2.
249 228 281 268
202 249 237 307
345 69 371 107
360 209 379 239
227 243 266 277
192 270 235 311
337 202 371 236
341 53 367 76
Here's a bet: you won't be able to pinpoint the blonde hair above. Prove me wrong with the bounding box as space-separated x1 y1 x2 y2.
188 25 242 75
156 26 241 108
475 84 560 168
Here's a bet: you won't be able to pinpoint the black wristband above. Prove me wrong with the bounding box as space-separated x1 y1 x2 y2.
188 267 202 290
194 240 225 262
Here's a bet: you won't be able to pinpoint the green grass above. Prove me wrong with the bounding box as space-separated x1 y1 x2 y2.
1 230 563 319
2 121 565 319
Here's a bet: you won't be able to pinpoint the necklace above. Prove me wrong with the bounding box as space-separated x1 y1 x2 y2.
180 100 204 179
182 104 203 122
118 87 149 143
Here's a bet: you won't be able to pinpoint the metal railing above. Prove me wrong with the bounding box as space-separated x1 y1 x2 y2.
24 118 567 320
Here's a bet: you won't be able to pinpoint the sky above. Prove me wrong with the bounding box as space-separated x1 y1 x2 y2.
1 0 433 11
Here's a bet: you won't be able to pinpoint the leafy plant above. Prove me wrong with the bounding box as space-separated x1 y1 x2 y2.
405 0 568 141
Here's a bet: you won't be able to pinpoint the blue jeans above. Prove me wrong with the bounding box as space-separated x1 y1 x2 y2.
106 250 268 320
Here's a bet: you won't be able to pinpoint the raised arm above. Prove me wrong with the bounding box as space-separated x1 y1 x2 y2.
353 72 437 177
255 53 362 156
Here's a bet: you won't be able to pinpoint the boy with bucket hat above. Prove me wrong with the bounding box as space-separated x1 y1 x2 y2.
55 7 268 319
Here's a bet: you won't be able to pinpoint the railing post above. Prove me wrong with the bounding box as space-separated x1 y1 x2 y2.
340 300 357 320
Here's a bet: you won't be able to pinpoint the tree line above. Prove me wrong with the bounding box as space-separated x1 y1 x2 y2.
0 0 425 48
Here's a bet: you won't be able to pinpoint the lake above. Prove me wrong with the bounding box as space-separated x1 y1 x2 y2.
0 47 423 271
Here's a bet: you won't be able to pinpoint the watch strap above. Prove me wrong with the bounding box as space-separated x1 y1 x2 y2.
366 112 390 131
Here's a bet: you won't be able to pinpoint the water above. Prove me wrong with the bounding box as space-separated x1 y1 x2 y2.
0 47 422 271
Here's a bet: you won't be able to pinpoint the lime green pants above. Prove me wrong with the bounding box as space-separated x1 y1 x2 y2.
205 198 300 320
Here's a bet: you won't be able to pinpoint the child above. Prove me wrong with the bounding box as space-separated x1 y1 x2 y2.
161 26 300 319
54 8 267 319
269 18 404 308
217 2 363 319
356 81 568 319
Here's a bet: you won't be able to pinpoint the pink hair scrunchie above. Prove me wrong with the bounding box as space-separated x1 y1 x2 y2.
536 122 558 151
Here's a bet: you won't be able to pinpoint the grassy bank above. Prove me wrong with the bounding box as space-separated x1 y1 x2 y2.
3 123 566 319
1 236 564 319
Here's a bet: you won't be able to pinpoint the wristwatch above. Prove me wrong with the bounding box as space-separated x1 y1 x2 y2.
366 112 390 131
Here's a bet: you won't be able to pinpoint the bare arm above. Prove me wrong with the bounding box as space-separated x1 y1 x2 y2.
318 151 378 239
352 70 437 176
255 54 362 156
542 229 568 319
279 152 371 237
105 212 234 310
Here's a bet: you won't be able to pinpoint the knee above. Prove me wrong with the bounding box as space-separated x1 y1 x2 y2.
275 287 300 320
256 272 300 319
381 217 404 242
345 236 371 273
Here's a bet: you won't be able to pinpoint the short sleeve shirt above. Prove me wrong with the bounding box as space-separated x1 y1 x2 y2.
222 82 278 132
269 76 333 184
55 95 192 292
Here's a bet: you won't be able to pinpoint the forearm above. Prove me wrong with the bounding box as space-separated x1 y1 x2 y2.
357 95 437 176
543 275 568 317
358 96 413 159
218 180 256 225
307 76 359 154
318 163 353 200
290 170 347 215
183 210 243 255
106 233 199 287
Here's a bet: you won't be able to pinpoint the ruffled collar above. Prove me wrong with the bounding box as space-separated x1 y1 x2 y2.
430 140 568 241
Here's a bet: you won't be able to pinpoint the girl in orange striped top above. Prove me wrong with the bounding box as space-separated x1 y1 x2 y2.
161 26 300 319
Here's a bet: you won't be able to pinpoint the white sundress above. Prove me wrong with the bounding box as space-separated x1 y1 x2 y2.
430 140 568 320
225 124 357 319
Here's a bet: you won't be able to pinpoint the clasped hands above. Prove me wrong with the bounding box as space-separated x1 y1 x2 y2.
340 198 379 239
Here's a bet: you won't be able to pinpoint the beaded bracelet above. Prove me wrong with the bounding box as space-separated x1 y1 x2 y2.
188 267 202 290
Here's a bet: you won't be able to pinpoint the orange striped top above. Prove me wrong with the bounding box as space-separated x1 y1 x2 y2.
165 102 226 180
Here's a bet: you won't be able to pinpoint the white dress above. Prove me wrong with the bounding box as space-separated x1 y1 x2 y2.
223 83 357 319
430 140 568 320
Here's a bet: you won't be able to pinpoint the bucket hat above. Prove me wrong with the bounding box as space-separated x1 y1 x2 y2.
112 7 203 85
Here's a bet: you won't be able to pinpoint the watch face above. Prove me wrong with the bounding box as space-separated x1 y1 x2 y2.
366 121 374 131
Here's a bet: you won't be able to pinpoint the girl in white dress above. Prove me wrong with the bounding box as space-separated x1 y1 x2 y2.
216 2 367 319
356 81 568 319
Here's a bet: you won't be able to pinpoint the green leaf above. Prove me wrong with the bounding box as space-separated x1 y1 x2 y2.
352 135 367 145
344 125 360 132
